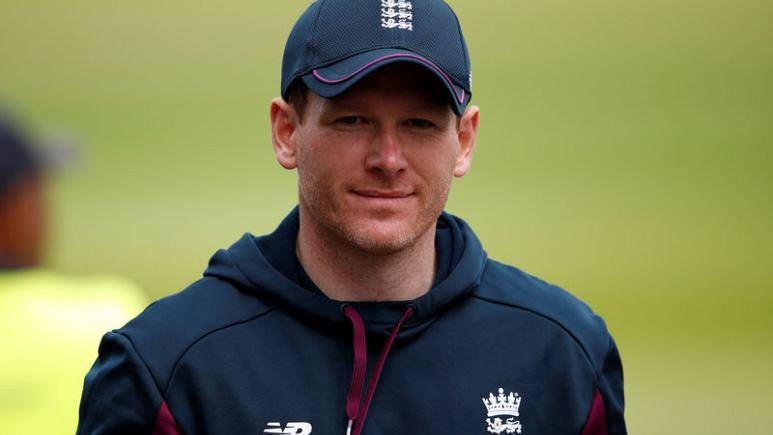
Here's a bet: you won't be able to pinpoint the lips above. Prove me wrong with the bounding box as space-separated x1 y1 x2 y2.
352 189 413 199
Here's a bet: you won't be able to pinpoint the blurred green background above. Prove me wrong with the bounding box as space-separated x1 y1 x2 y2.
1 0 771 433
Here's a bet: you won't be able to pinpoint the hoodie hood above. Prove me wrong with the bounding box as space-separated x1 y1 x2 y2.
204 207 487 336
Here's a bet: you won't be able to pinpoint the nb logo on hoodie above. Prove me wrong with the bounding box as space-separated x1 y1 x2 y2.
263 422 312 434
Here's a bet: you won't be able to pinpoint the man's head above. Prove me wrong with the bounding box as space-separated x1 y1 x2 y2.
270 0 479 254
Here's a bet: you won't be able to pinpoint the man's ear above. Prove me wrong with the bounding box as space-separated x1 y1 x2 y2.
454 105 479 177
270 97 299 170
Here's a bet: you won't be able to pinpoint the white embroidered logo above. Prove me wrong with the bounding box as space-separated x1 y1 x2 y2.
263 422 313 434
381 0 413 31
482 388 523 434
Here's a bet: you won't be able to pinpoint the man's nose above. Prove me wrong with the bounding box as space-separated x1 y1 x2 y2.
365 129 407 176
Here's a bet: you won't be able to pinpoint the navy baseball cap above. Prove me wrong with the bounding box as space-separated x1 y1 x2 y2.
281 0 472 116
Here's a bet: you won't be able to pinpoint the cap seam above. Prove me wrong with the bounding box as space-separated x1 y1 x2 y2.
444 0 470 86
285 0 327 92
307 0 329 68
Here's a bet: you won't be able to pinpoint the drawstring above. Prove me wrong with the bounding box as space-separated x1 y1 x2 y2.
343 305 414 435
343 306 367 434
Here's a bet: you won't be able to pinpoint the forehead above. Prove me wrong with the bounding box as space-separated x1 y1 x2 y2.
322 63 452 111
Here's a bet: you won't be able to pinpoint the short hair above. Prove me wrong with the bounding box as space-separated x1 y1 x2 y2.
285 80 309 124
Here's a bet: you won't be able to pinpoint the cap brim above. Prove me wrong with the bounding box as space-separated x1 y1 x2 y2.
301 48 470 116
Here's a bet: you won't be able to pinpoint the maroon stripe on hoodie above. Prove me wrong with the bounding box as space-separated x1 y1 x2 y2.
152 401 180 435
581 390 608 435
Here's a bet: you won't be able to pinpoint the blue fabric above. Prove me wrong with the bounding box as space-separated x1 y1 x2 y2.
281 0 472 115
77 208 626 434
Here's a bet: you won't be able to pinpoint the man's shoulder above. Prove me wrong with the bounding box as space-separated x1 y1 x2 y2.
474 259 613 375
113 276 275 385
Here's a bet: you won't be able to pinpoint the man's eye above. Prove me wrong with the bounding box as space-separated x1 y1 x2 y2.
336 116 364 125
406 119 434 128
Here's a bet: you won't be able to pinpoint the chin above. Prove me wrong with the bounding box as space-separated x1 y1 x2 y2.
334 215 427 254
301 197 440 255
349 233 414 254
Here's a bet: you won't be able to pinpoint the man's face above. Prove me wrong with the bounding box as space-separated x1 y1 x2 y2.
274 64 477 254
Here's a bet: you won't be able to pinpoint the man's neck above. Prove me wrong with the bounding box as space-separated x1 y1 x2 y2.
296 218 436 303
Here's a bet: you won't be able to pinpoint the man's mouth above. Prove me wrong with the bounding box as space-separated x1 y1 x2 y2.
352 189 413 199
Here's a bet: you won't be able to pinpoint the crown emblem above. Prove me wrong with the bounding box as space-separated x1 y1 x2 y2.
482 388 521 417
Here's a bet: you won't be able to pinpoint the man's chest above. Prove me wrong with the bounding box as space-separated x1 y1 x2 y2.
162 324 596 435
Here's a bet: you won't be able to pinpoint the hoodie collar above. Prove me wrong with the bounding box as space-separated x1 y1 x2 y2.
204 207 487 335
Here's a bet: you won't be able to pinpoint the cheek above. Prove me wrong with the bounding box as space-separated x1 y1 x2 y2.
410 139 459 178
431 171 454 204
297 144 335 186
295 129 368 183
294 138 348 208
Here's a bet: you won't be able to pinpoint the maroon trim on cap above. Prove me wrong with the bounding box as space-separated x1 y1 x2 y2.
581 390 608 435
152 401 181 435
312 53 466 103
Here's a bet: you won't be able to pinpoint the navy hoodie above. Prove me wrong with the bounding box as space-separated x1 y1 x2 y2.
77 209 626 434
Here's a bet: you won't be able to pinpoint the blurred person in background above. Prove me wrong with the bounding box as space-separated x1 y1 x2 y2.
0 107 146 434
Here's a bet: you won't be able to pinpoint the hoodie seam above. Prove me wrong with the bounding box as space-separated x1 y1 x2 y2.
471 294 604 381
163 307 279 396
115 331 170 407
80 332 172 434
596 334 616 391
225 248 253 289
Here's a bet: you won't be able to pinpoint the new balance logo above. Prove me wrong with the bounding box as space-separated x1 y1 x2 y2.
263 422 312 434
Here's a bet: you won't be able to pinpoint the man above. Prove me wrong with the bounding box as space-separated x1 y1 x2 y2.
0 108 145 433
78 1 626 434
